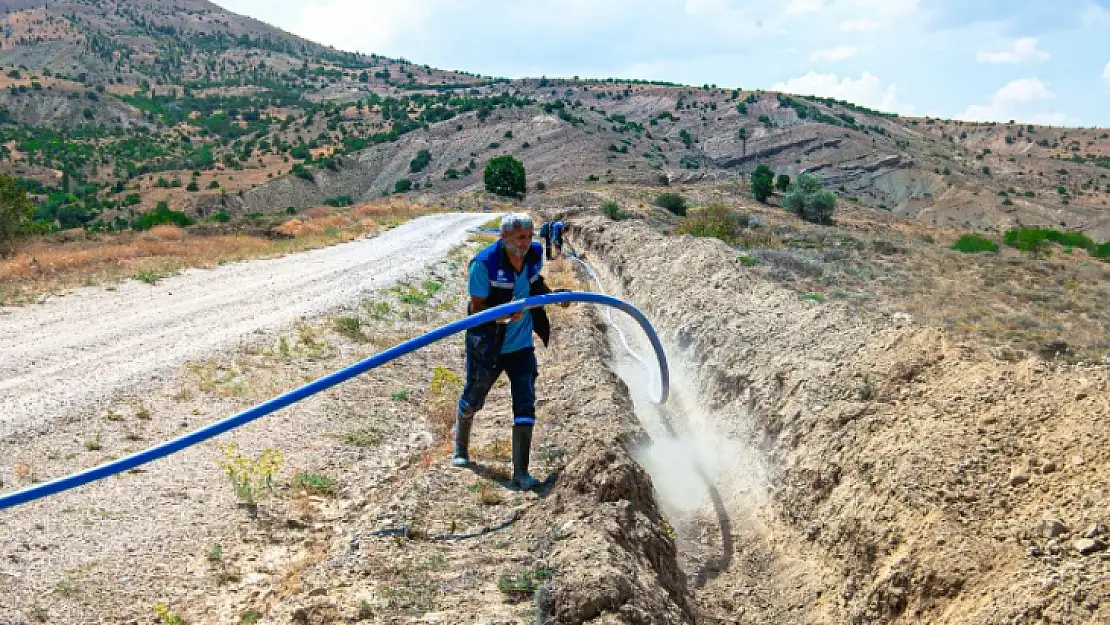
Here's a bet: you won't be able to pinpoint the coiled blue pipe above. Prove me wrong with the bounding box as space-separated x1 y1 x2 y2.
0 291 669 511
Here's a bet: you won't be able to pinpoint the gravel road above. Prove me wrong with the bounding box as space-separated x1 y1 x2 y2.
0 212 491 439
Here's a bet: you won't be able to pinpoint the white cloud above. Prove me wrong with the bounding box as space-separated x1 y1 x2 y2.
976 37 1049 64
839 19 878 31
1103 62 1110 85
961 78 1057 122
772 71 900 111
811 45 859 62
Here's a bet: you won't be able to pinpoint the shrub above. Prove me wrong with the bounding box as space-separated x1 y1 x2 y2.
952 233 999 254
0 174 34 250
602 200 626 220
484 155 526 198
133 205 196 230
208 210 231 223
394 178 413 193
783 173 837 224
409 148 432 173
207 180 220 189
217 443 282 506
535 181 546 191
444 168 460 180
186 180 200 192
1001 227 1104 258
292 164 315 182
654 192 687 216
324 195 353 207
676 202 739 241
775 174 791 192
751 164 775 203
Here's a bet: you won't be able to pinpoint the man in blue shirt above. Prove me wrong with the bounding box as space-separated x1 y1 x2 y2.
454 212 567 490
550 220 565 258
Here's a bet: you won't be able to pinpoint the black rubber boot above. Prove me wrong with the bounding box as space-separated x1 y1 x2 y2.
511 425 540 490
452 413 472 467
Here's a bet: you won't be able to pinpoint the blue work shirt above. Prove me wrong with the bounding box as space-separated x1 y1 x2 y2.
468 257 538 354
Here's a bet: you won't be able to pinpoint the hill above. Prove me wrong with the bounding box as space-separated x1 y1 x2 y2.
0 1 1105 239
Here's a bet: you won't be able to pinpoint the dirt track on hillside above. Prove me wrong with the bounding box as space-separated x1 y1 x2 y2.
0 213 490 440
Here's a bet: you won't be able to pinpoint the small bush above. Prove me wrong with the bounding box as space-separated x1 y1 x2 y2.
676 203 740 242
409 148 432 173
535 181 546 191
654 192 687 216
1003 227 1104 258
217 444 283 506
497 568 553 599
293 472 335 496
133 206 195 230
602 200 627 220
394 178 413 193
782 173 836 224
292 164 314 182
334 316 367 341
952 233 999 254
324 195 353 207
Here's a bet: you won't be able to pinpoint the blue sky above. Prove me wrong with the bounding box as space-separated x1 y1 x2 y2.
212 0 1110 127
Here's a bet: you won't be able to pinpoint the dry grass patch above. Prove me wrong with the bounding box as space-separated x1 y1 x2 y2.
0 200 441 305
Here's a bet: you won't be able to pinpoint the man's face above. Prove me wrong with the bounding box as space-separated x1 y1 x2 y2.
503 226 533 257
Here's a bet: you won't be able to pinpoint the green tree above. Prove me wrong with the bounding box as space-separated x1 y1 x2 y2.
483 155 526 198
0 174 34 251
410 148 432 173
783 173 837 224
394 178 413 193
775 174 791 192
751 164 774 203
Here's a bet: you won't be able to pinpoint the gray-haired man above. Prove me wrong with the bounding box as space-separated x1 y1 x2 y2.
453 212 567 490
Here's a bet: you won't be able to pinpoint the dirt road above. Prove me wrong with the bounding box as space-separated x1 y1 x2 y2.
0 212 491 439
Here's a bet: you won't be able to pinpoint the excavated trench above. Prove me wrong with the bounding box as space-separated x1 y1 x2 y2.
560 214 1110 624
563 220 839 623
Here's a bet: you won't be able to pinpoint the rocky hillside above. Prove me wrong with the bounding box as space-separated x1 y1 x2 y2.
0 0 1107 240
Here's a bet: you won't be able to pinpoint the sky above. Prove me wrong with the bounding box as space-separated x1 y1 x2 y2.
211 0 1110 127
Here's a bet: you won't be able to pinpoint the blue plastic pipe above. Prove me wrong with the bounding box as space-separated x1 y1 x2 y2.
0 291 669 511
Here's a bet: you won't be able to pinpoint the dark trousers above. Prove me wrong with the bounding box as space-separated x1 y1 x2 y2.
458 344 538 427
543 234 553 260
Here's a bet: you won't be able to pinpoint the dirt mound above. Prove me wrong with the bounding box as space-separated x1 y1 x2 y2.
572 216 1110 623
532 433 693 623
